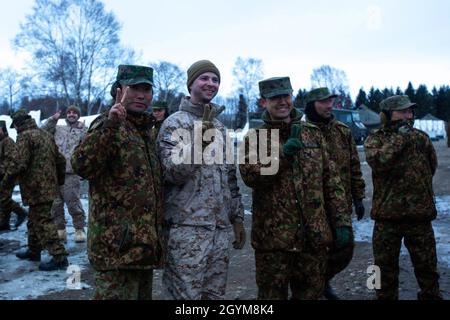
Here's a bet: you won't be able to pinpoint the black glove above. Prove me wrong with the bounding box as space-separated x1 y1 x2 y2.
354 199 365 221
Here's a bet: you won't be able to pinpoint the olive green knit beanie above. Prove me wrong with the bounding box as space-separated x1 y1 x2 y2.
186 60 221 92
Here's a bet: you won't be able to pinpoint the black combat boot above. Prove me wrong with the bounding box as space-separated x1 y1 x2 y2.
38 257 69 271
16 249 41 261
14 208 28 229
324 281 340 300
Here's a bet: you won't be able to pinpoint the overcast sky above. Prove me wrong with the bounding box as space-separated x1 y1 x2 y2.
0 0 449 98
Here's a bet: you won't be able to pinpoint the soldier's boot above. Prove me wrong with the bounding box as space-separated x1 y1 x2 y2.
38 256 69 271
75 229 86 243
16 249 41 262
13 208 28 229
57 229 67 243
324 281 340 300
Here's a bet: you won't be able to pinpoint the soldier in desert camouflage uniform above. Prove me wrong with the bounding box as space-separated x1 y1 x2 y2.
42 105 88 243
239 77 348 300
0 120 28 231
72 65 164 300
365 95 442 300
8 109 69 271
304 87 366 299
157 60 245 300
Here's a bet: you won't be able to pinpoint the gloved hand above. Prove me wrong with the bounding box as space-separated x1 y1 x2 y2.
232 220 246 249
354 199 365 221
282 124 304 157
397 120 414 135
335 227 352 249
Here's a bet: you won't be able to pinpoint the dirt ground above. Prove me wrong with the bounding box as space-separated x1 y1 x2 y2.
2 140 450 300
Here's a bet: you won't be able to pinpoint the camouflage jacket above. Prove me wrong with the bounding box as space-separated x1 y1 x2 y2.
306 118 365 216
42 117 87 174
12 119 66 206
0 136 20 186
364 122 438 222
239 109 349 253
157 97 244 229
71 111 164 271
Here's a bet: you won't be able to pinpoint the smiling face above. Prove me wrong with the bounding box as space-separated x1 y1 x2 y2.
66 110 80 124
263 94 293 122
123 83 153 113
314 97 334 119
189 72 220 104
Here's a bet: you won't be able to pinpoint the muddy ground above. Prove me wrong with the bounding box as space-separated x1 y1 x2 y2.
1 140 449 300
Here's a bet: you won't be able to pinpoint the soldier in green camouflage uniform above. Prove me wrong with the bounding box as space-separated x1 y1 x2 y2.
364 95 442 300
71 65 164 300
151 100 168 140
0 120 28 230
8 110 69 271
239 77 349 300
304 88 366 299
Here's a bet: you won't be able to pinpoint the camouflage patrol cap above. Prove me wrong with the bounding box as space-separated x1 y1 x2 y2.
152 100 168 110
305 87 338 104
116 65 154 86
258 77 293 98
10 109 31 128
380 95 417 111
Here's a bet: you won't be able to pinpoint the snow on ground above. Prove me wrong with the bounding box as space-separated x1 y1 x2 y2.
0 195 90 300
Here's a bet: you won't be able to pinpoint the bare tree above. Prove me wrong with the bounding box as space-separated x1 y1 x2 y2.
0 67 30 110
150 61 186 109
310 65 350 94
14 0 135 115
232 57 264 111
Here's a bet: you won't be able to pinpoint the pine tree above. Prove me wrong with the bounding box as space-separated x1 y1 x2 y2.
294 89 307 109
414 84 432 118
355 88 368 108
405 82 416 102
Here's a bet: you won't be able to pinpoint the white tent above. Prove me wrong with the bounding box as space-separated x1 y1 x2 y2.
414 114 447 141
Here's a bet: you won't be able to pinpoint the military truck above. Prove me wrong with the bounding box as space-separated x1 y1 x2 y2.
249 108 368 144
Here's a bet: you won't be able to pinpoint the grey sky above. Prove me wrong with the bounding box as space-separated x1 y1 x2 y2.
1 0 449 98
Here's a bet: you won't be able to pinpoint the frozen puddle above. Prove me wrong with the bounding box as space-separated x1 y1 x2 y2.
0 198 90 300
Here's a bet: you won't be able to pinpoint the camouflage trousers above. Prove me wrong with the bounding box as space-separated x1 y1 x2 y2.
93 269 154 300
27 202 68 259
373 220 442 300
255 249 328 300
51 174 86 230
0 181 25 224
326 228 354 281
163 225 231 300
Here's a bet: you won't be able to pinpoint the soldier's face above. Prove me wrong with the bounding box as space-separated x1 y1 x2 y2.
391 108 414 121
123 83 153 113
314 98 334 119
66 110 79 124
264 94 293 121
153 109 166 121
189 72 220 104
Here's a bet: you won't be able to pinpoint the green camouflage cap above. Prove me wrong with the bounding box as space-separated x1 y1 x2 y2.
259 77 293 98
116 64 154 86
380 95 417 111
152 100 168 110
10 109 31 128
305 87 338 104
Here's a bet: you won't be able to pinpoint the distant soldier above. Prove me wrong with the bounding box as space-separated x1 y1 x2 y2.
9 109 69 271
151 100 169 139
239 77 348 299
72 65 164 300
0 120 27 231
157 60 245 300
304 87 366 299
365 95 442 300
42 106 87 243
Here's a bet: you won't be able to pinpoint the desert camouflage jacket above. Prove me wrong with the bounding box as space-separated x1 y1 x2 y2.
364 122 438 221
72 111 164 271
157 97 244 229
42 117 87 174
239 109 349 253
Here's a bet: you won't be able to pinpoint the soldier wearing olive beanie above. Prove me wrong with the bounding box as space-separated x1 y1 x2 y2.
186 60 221 92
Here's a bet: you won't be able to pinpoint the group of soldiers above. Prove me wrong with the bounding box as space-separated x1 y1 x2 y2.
0 59 444 300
